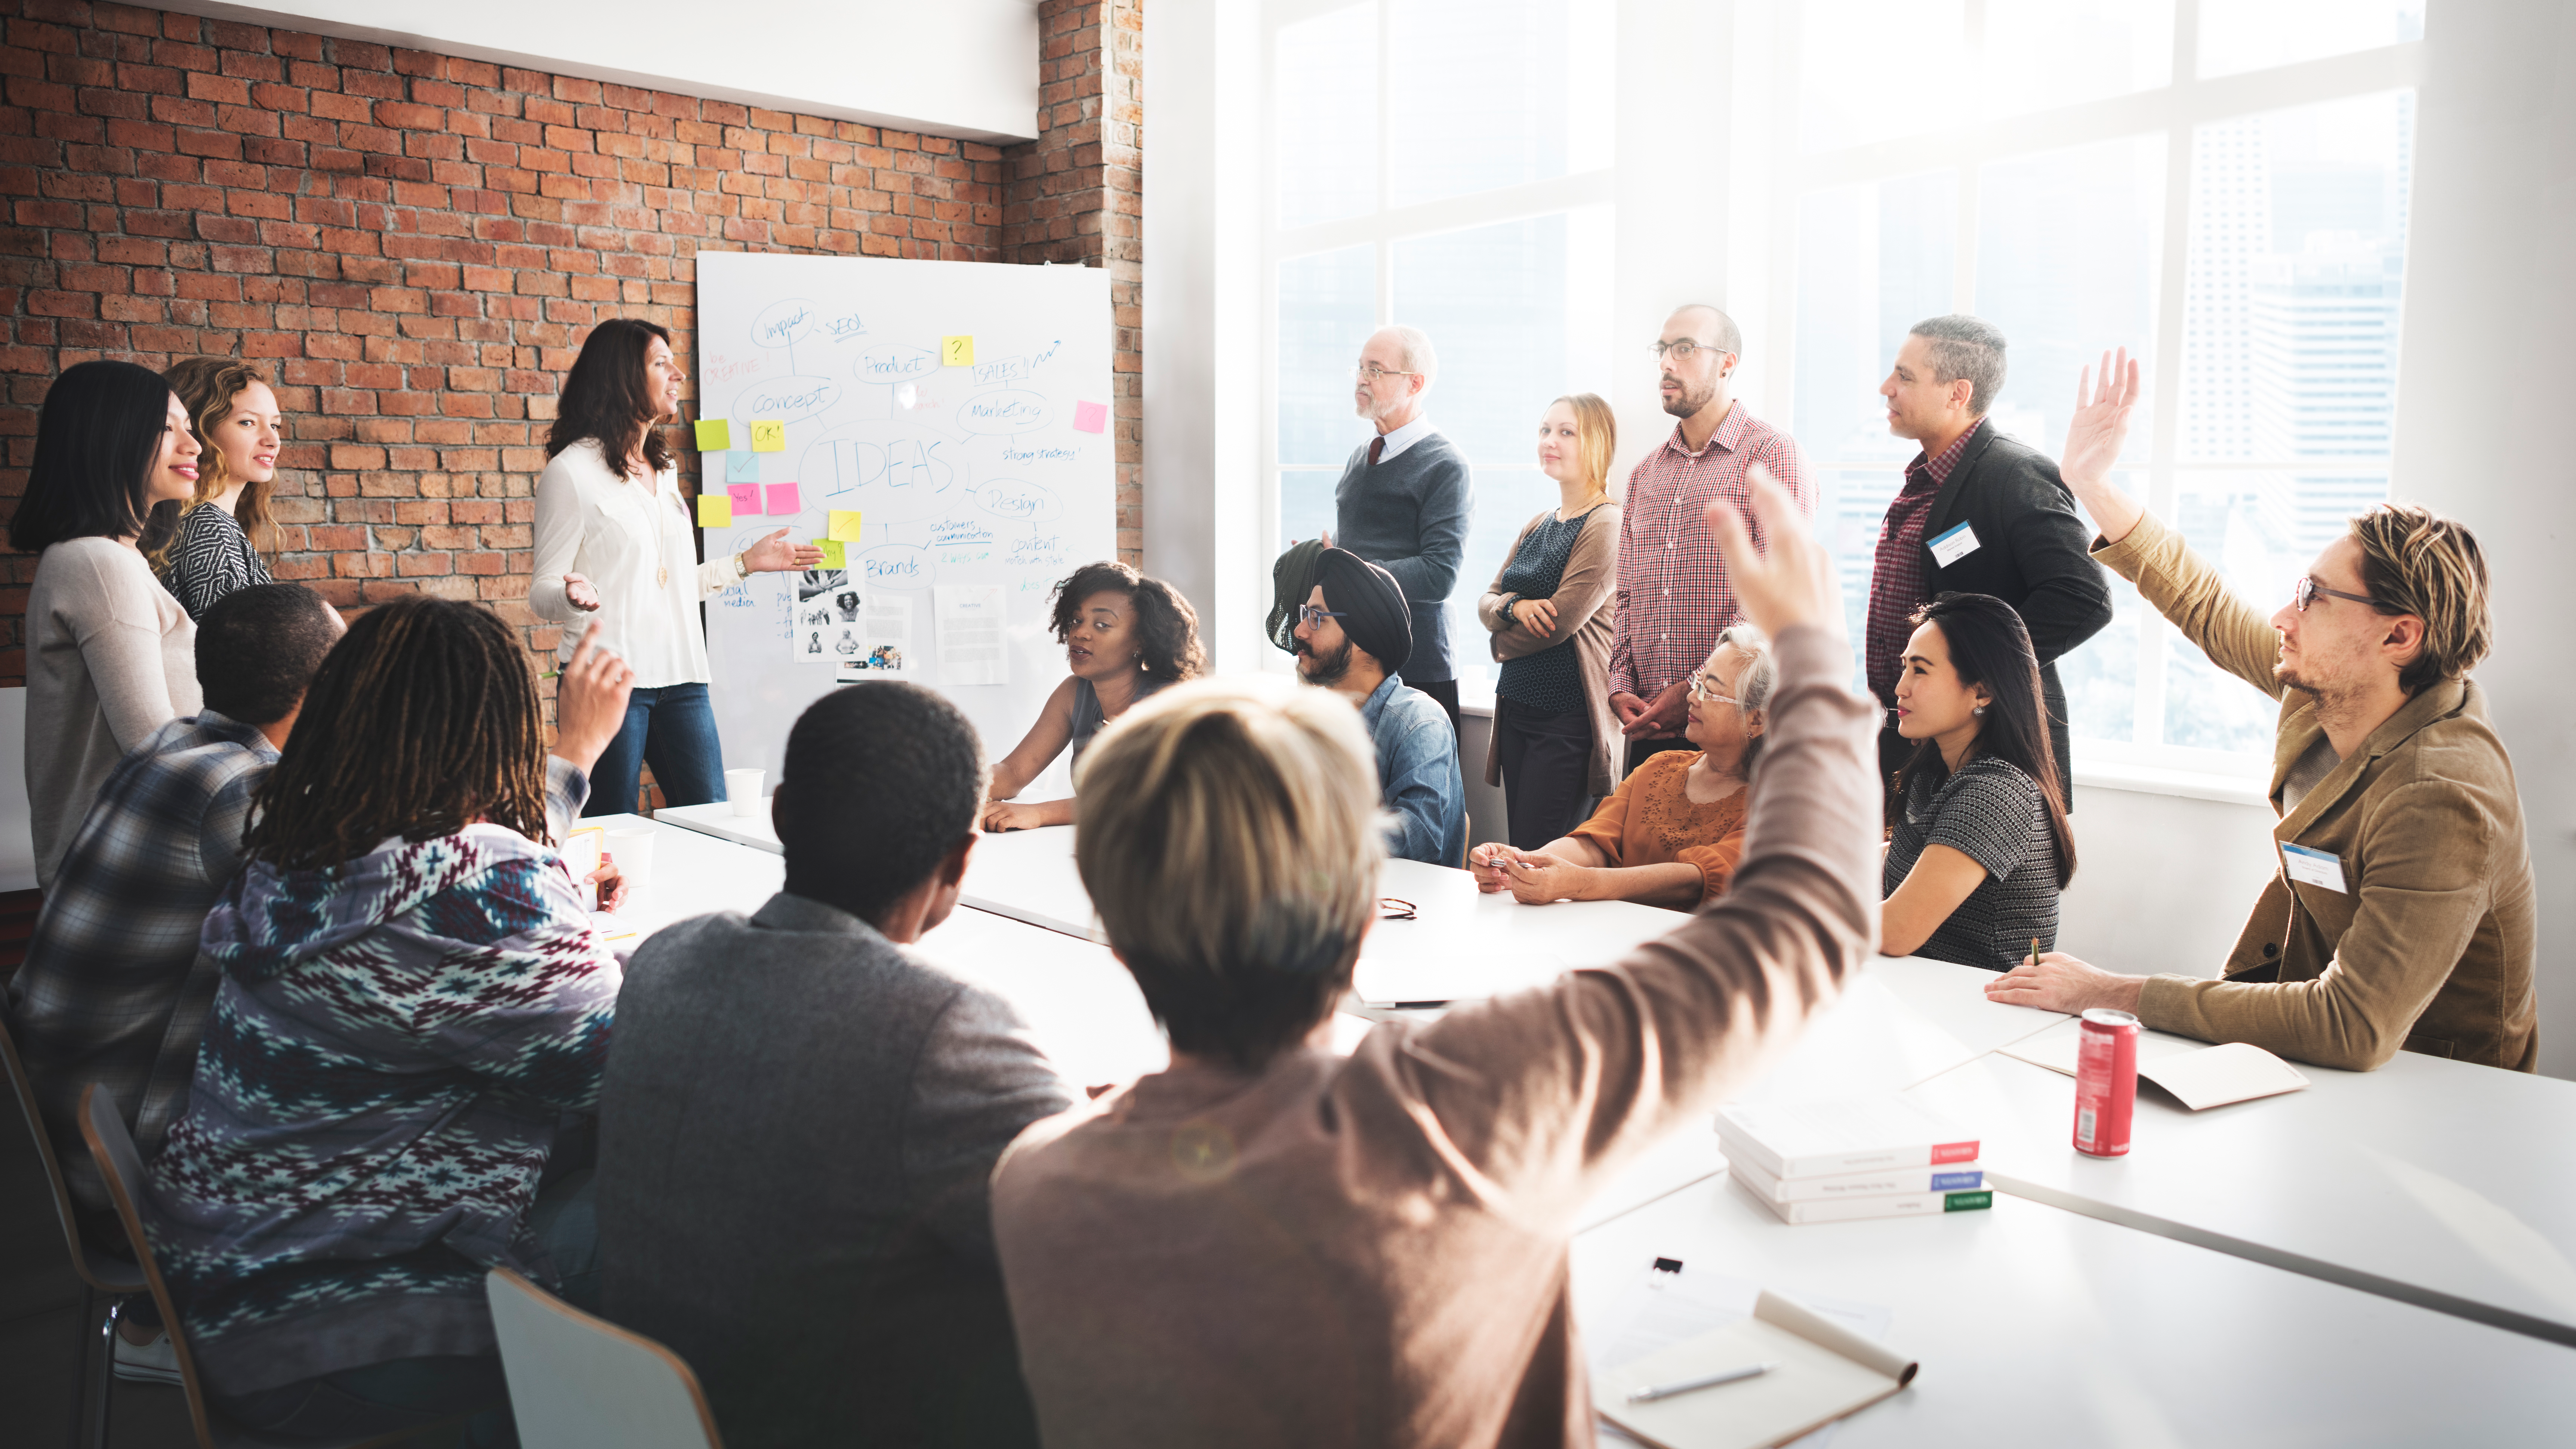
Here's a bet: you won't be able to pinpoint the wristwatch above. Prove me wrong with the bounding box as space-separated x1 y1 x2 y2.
731 549 752 582
1494 592 1520 629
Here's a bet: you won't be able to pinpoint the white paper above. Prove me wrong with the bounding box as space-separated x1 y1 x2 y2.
935 584 1008 686
1926 521 1980 567
1999 1027 2205 1078
840 592 914 675
1350 952 1565 1008
2139 1042 2310 1111
1589 1260 1891 1449
790 568 857 664
2280 842 2348 893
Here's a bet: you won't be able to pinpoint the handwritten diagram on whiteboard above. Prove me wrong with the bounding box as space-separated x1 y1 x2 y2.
693 252 1115 793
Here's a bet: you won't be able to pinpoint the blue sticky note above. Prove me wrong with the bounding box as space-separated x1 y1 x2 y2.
727 450 760 483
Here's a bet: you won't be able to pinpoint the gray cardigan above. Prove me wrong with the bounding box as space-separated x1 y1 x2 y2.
596 892 1074 1449
1334 432 1472 683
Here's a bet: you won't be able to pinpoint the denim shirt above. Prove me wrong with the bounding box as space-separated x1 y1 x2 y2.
1359 673 1466 866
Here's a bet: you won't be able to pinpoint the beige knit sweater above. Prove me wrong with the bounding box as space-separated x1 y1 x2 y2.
25 537 200 888
992 624 1880 1449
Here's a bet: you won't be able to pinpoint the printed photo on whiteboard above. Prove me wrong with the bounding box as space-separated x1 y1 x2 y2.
795 568 849 603
839 593 915 676
789 568 855 663
935 584 1008 687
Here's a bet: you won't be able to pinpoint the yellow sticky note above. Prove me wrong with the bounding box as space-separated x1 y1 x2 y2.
828 509 865 543
696 494 732 528
814 539 845 568
940 335 974 366
749 419 786 453
693 419 730 451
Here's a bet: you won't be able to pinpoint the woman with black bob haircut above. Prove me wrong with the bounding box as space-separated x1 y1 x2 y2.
12 360 206 888
530 317 821 814
982 560 1207 831
1880 590 2078 970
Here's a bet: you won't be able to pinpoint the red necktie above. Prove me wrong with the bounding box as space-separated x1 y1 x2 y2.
1367 436 1385 466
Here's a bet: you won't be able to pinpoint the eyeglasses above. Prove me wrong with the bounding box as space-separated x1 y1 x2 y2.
1297 604 1350 629
1649 339 1731 363
1378 897 1418 921
1353 364 1423 383
2292 576 2387 613
1687 670 1740 706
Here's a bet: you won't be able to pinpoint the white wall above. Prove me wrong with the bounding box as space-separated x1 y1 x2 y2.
2387 0 2576 1078
164 0 1042 143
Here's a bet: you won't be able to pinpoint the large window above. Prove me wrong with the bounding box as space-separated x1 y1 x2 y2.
1269 0 1615 689
1787 0 2424 775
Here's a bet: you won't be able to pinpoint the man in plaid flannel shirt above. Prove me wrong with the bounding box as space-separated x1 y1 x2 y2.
1608 305 1814 776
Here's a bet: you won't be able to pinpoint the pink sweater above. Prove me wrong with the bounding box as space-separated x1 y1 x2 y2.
992 624 1881 1449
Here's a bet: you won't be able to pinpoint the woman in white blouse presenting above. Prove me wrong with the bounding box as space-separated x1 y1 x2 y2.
532 319 819 816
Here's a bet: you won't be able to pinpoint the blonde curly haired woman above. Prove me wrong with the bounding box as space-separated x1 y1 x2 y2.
155 356 284 620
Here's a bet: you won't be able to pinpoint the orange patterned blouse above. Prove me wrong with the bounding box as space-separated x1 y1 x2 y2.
1566 750 1750 909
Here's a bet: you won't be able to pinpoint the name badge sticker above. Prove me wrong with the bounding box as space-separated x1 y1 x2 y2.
2280 842 2349 894
1928 521 1981 568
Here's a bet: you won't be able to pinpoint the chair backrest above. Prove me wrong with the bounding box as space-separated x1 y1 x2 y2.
485 1267 725 1449
79 1082 227 1449
1 1014 144 1295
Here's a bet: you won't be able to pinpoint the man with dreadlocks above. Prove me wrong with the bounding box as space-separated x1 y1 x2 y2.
144 598 638 1442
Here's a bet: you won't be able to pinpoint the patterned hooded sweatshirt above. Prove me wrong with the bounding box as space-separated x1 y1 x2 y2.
146 812 620 1396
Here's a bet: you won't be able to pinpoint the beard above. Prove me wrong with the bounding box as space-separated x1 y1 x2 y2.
1661 377 1717 419
1296 637 1356 688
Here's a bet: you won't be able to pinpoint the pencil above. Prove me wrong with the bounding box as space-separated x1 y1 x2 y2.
2030 936 2040 970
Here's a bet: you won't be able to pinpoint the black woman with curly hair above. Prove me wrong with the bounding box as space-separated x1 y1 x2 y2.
981 560 1206 832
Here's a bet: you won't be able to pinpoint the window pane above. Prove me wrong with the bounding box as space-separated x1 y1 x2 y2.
1389 0 1613 207
1800 0 1967 152
1281 469 1338 552
1278 3 1378 227
1975 134 2165 465
1391 211 1612 684
2161 470 2324 754
1791 176 1955 657
1980 0 2174 118
1278 244 1376 468
2053 469 2150 746
2200 0 2424 80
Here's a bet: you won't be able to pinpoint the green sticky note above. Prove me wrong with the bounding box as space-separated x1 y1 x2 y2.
694 419 730 451
814 539 845 568
749 419 786 452
941 335 974 366
696 494 732 528
828 509 865 543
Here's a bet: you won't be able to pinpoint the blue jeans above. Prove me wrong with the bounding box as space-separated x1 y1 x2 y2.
208 1170 601 1446
584 681 725 816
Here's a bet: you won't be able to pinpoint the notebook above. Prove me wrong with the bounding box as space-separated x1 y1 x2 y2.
1597 1290 1919 1449
1999 1032 2309 1110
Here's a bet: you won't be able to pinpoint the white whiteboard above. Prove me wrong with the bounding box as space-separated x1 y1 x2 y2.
691 252 1115 791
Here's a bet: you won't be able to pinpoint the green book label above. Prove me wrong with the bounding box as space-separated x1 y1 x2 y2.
1943 1190 1995 1212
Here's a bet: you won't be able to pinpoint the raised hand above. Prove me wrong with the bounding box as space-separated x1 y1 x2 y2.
2059 349 2147 544
1702 463 1835 641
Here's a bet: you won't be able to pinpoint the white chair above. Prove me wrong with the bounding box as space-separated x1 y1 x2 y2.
485 1267 726 1449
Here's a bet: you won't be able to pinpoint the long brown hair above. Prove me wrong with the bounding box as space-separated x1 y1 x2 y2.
1893 592 2076 888
246 596 551 871
156 357 280 564
547 317 675 479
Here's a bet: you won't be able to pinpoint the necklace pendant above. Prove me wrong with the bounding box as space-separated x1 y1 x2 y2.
657 565 669 587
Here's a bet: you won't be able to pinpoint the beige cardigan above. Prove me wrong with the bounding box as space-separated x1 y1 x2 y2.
1475 502 1623 795
990 627 1880 1449
2097 512 2537 1071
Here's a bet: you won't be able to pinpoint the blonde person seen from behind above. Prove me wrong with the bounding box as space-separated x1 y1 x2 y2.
1470 625 1771 911
983 561 1206 832
531 318 823 816
990 472 1880 1449
154 357 283 621
1986 351 2536 1072
1476 392 1623 848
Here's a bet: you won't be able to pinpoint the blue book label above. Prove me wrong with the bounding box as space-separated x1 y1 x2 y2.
1931 1171 1983 1191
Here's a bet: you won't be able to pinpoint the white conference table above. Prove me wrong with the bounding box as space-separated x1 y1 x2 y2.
1572 1174 2576 1448
1902 1017 2576 1347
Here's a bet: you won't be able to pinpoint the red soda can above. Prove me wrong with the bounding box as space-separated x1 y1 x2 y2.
2073 1008 2141 1157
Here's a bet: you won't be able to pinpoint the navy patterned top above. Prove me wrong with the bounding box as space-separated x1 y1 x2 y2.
161 502 273 622
1882 756 2061 971
1494 510 1593 714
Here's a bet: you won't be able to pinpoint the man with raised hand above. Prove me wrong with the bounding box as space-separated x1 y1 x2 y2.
1986 351 2536 1072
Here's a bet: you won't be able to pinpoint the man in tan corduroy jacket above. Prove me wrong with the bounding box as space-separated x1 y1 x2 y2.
1984 351 2537 1072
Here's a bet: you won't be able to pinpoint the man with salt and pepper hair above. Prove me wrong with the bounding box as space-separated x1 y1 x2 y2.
1332 324 1472 740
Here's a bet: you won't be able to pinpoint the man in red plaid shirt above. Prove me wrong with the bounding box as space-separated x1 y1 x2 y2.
1608 305 1814 775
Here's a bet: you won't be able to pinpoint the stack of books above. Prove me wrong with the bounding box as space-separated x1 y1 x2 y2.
1715 1096 1992 1225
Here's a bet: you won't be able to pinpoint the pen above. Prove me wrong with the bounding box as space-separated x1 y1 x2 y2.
1626 1361 1777 1402
2030 936 2041 971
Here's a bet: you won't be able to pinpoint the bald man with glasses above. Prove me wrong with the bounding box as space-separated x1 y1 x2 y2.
1332 325 1472 739
1608 305 1812 777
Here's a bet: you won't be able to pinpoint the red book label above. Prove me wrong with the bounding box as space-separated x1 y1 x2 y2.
1930 1140 1979 1164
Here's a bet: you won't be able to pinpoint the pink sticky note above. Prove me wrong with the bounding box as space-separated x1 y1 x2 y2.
1073 400 1108 434
727 483 763 515
766 482 801 515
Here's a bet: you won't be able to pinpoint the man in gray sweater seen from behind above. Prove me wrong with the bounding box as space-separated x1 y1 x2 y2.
596 683 1072 1449
1334 324 1472 739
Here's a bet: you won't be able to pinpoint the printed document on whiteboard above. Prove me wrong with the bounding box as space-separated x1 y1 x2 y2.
936 585 1008 686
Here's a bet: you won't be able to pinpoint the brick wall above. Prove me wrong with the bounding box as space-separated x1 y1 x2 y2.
0 0 1144 694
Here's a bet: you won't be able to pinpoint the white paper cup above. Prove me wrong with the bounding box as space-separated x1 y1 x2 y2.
726 769 767 817
605 826 656 898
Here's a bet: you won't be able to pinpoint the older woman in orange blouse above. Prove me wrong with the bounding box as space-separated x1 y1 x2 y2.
1470 626 1773 910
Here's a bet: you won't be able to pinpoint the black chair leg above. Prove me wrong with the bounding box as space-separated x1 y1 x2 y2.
86 1294 117 1449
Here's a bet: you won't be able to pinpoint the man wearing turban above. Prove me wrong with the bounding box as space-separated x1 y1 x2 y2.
1294 549 1467 865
